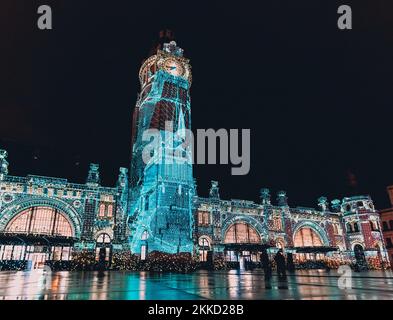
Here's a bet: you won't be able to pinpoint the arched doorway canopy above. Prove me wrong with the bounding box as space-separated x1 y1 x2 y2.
0 197 82 238
5 206 74 238
294 227 323 247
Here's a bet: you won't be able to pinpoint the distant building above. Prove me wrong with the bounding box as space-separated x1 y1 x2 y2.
380 186 393 262
0 40 390 270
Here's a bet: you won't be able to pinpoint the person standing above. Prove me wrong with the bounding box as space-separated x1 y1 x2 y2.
274 249 287 280
260 249 272 289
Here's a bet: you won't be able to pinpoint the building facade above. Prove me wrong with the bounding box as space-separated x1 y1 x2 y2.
0 152 129 268
0 41 390 270
195 181 389 270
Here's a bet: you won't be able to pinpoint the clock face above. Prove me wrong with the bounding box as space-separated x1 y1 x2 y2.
163 59 184 76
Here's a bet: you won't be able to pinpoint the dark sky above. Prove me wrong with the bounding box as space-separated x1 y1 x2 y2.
1 0 393 209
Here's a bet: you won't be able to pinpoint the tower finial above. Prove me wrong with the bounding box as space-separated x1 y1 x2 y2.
86 163 100 186
148 29 176 57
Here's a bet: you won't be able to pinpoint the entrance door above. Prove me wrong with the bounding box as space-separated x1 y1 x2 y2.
25 246 49 270
354 244 367 270
239 252 251 270
98 247 107 264
239 255 245 270
31 253 48 269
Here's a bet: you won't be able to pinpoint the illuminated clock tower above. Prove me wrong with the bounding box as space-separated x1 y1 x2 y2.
128 40 195 255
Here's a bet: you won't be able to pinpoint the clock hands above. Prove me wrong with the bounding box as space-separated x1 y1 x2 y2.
164 61 182 74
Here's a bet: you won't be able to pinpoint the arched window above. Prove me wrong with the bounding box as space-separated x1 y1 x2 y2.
99 204 105 217
96 233 111 244
198 211 210 226
294 227 323 247
346 223 353 233
198 237 211 262
141 231 149 240
5 206 73 237
224 222 261 244
276 239 285 249
353 222 359 233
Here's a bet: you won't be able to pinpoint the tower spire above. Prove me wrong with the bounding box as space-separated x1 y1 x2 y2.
148 29 175 57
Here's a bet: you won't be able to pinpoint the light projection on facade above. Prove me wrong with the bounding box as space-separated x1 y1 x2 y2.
128 41 194 255
0 40 390 271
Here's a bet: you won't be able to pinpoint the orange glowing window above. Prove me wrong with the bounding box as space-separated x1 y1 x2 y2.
99 204 105 217
294 227 323 247
224 223 261 244
107 205 113 218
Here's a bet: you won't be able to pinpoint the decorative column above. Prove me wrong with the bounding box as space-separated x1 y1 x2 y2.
0 149 9 181
318 196 329 212
209 181 220 200
260 188 271 205
318 196 335 247
209 181 222 261
82 164 101 241
86 163 100 187
114 167 129 247
331 199 342 213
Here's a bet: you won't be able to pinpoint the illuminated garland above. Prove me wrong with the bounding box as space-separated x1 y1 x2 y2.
71 250 96 271
109 250 198 272
212 254 227 270
140 251 198 273
111 251 139 270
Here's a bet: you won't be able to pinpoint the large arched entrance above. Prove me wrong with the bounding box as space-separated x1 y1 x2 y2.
6 206 74 236
198 236 211 263
293 226 325 262
223 222 262 270
224 222 261 244
0 206 76 269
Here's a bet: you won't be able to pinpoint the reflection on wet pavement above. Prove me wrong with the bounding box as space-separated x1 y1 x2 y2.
0 269 392 300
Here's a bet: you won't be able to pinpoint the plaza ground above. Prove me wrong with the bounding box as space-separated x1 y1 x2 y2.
0 269 393 300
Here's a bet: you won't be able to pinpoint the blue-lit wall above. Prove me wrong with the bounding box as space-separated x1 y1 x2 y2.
128 43 194 254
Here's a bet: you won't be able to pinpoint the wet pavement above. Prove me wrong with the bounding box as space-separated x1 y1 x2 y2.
0 269 392 300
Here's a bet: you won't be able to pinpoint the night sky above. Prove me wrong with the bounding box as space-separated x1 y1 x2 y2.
1 1 393 209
